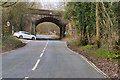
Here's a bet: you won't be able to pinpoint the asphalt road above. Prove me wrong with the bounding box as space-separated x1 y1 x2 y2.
36 35 58 40
2 37 105 78
36 35 56 39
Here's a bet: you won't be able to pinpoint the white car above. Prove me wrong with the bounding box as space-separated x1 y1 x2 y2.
13 31 36 40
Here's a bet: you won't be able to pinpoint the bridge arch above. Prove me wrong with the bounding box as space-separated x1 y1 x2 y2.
33 17 66 39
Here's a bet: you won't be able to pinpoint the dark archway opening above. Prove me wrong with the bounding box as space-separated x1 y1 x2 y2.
34 17 63 40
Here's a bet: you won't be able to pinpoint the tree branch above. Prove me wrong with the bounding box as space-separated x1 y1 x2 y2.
0 0 19 7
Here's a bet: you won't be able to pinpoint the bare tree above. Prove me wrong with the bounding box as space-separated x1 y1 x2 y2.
0 0 18 7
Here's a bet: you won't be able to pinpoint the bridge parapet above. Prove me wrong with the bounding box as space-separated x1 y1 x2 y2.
29 8 62 16
32 14 61 22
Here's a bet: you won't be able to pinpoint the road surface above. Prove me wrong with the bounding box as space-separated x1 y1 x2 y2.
2 37 105 79
36 35 56 39
36 35 58 40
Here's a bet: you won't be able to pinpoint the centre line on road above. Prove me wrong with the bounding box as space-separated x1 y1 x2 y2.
42 49 45 53
40 52 44 57
23 77 29 80
32 59 41 71
44 47 46 50
32 41 49 71
25 77 29 79
39 40 49 58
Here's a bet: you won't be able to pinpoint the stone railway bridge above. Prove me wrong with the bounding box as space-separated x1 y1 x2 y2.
29 9 66 39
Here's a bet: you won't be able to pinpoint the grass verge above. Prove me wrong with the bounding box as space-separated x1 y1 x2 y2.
2 36 26 53
70 40 120 61
62 37 119 79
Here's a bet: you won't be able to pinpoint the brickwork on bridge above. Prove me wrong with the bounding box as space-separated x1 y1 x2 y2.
29 9 66 39
32 14 61 22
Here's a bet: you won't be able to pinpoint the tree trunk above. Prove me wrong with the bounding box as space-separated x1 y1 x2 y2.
96 2 99 41
96 2 100 48
118 2 120 43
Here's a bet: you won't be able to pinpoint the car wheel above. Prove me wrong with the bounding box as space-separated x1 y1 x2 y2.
19 35 23 39
32 37 35 40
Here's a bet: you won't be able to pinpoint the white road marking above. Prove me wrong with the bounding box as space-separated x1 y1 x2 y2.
32 59 41 71
23 77 29 80
64 42 110 78
42 50 45 53
44 47 46 50
32 41 49 71
39 40 49 58
80 55 109 78
40 52 44 57
32 40 49 71
25 77 29 78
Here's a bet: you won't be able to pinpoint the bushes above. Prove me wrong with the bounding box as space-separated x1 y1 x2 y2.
70 40 80 47
64 2 119 50
95 49 115 58
79 44 120 59
2 25 10 36
68 38 120 60
2 36 24 52
64 2 119 61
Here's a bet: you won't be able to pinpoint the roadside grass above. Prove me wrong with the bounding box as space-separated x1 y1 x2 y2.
69 40 120 61
79 45 114 58
37 33 48 35
64 37 119 79
51 35 60 39
2 36 25 52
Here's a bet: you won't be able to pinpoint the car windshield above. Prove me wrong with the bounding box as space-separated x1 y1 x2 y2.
25 32 30 35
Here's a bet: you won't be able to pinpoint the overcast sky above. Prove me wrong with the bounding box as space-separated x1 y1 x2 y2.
29 0 66 10
30 0 65 2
